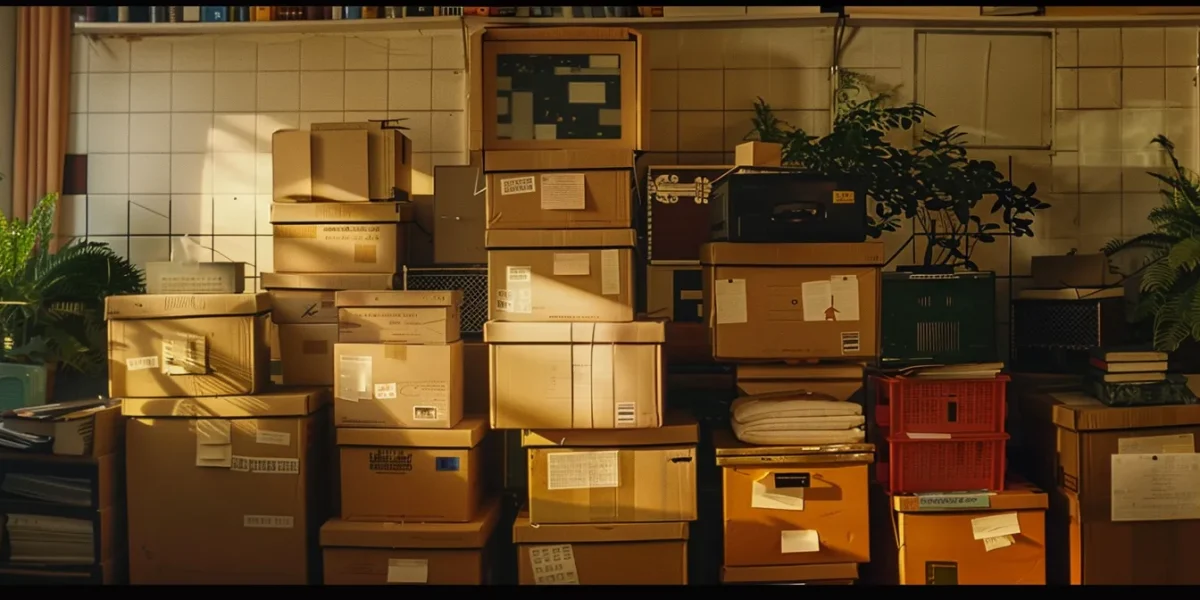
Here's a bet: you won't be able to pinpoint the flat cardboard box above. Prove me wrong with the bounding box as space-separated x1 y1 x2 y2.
1030 253 1120 289
513 515 688 585
701 242 884 360
335 290 462 344
278 323 337 386
522 417 699 524
122 388 330 584
272 123 412 203
486 228 636 322
106 293 271 398
332 341 464 429
715 429 873 567
486 169 633 230
721 562 858 584
337 418 486 523
320 496 502 585
262 272 396 325
485 321 665 430
735 363 867 403
144 262 246 294
270 202 411 274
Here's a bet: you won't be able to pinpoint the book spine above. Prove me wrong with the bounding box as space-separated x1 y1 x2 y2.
305 6 323 19
382 6 398 18
331 6 343 19
129 6 150 21
231 6 251 21
251 6 273 20
362 6 379 18
116 6 130 22
342 6 362 19
181 6 201 21
200 6 227 21
148 6 169 22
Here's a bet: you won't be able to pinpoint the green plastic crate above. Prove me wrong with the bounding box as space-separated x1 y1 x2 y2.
881 271 997 366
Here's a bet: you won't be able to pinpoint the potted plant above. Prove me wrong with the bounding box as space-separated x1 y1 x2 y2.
747 72 1051 365
0 193 144 407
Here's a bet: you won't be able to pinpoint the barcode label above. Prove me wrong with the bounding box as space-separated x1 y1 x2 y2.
841 331 861 354
243 515 294 529
615 402 637 427
231 456 300 475
500 176 536 196
126 356 159 371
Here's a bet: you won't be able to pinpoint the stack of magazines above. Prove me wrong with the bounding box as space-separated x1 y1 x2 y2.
1086 346 1196 406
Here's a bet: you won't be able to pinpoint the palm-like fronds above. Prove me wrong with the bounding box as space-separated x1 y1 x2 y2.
0 194 145 373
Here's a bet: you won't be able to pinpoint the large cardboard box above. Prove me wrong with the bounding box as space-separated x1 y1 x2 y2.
122 388 330 584
144 261 246 294
277 323 337 386
721 562 858 584
270 202 411 274
486 228 636 322
273 123 412 203
716 430 872 567
522 417 698 524
337 418 486 523
485 321 664 429
333 341 464 429
321 496 502 585
513 516 688 585
701 242 884 360
336 290 462 344
735 363 866 403
106 293 271 398
263 272 396 325
486 169 633 230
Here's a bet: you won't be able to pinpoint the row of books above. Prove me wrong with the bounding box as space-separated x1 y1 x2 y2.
72 6 665 23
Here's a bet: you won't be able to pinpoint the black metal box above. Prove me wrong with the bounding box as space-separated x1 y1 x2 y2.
709 169 867 243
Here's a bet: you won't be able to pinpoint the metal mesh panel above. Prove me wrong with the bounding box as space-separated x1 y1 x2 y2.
402 267 488 335
1011 300 1101 350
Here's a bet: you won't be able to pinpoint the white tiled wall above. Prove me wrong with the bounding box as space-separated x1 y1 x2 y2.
66 31 468 290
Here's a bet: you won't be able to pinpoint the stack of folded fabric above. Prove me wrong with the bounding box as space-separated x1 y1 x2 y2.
731 391 865 446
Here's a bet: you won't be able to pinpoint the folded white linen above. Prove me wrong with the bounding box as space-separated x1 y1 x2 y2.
733 425 866 446
734 415 866 432
732 396 862 425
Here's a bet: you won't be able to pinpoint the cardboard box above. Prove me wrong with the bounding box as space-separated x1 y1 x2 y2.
463 341 489 416
701 242 884 360
716 430 872 567
646 264 702 322
721 562 858 584
433 153 487 265
270 202 411 274
144 262 246 294
844 5 982 16
262 272 396 325
337 418 486 523
272 123 412 203
278 323 337 386
332 341 464 429
734 142 782 167
735 363 866 403
320 496 502 585
486 229 636 322
486 169 633 230
122 388 330 584
1042 6 1200 16
106 293 271 398
470 27 647 152
522 417 698 524
336 290 462 344
1030 253 1120 289
485 321 664 429
513 515 688 585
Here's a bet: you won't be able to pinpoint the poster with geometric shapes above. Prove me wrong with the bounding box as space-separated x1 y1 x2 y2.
494 53 623 141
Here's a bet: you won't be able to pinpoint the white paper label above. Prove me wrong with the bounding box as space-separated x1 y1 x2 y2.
600 249 621 296
546 450 620 490
196 419 232 445
540 173 586 210
196 444 233 468
841 331 862 354
413 406 440 421
714 278 748 324
801 276 860 322
614 402 636 427
751 474 805 511
386 558 429 583
1118 434 1195 455
506 266 532 283
983 534 1015 552
375 383 398 400
553 253 591 276
126 356 160 371
496 288 532 314
970 512 1021 540
337 355 373 402
780 530 820 553
801 280 832 321
500 175 536 196
1111 453 1200 522
567 81 607 104
243 515 294 529
829 274 860 321
528 544 580 585
161 334 207 375
255 430 291 446
231 456 301 475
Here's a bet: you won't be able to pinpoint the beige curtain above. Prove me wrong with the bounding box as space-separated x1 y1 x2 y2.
12 6 70 234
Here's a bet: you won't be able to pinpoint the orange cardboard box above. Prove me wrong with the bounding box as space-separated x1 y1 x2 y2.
513 515 687 585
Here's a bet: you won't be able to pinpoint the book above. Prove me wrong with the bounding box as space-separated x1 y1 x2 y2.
181 6 201 22
1087 374 1195 407
200 7 228 22
1016 287 1124 300
895 362 1005 379
5 514 95 565
1090 346 1169 363
1 474 93 507
1089 358 1168 373
1091 370 1167 384
252 6 274 21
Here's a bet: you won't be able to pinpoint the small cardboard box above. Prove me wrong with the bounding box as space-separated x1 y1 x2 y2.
701 242 884 361
106 293 271 398
513 516 688 585
277 323 337 386
272 122 412 203
333 341 464 429
321 496 502 585
1030 253 1121 289
144 262 246 295
485 169 633 230
522 416 699 524
262 272 396 325
485 321 664 429
336 290 462 344
122 388 330 584
337 418 487 523
270 202 411 274
734 141 782 167
486 228 636 322
736 363 867 403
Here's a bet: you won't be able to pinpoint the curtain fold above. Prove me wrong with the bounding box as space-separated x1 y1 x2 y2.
12 6 70 236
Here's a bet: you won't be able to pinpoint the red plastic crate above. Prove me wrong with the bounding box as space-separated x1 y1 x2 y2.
872 374 1009 436
885 434 1008 494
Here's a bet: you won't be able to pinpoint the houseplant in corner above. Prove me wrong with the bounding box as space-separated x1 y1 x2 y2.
747 72 1050 365
0 193 144 407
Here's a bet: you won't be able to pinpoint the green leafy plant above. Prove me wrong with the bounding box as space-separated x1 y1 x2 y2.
1104 135 1200 352
0 193 145 373
747 72 1050 269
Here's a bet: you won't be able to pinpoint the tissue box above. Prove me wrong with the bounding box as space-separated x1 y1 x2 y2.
144 262 246 295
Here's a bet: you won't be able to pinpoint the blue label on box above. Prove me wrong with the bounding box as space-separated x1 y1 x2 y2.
435 457 459 472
